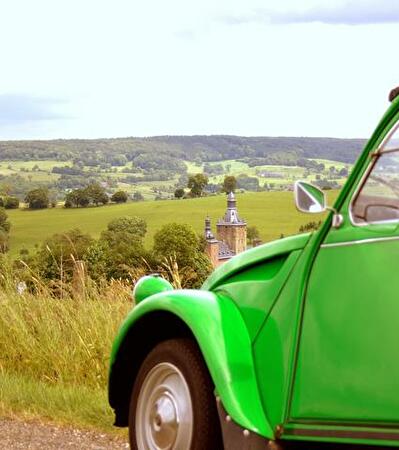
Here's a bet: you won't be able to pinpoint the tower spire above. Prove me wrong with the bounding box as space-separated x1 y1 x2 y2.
204 216 215 240
218 191 245 225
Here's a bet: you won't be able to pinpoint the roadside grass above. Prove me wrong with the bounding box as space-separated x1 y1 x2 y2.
0 282 132 432
0 288 131 388
0 371 126 435
7 190 339 257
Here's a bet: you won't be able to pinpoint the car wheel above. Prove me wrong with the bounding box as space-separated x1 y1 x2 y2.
129 338 223 450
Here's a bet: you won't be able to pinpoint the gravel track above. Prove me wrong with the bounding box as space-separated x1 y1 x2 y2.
0 417 392 449
0 417 129 449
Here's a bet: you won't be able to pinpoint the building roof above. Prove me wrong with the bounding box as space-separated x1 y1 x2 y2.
217 191 246 226
218 241 235 259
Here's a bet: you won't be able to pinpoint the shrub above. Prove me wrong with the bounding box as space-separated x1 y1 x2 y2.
4 196 20 209
111 190 128 203
25 188 49 209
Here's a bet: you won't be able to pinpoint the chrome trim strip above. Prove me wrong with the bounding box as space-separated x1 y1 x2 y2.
378 121 399 152
284 426 399 441
321 235 399 248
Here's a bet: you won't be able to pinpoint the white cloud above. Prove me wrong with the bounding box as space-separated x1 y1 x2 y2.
219 1 399 26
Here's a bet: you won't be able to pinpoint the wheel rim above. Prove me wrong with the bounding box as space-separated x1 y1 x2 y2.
135 362 194 450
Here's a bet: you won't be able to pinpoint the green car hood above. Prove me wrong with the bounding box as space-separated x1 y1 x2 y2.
202 232 311 291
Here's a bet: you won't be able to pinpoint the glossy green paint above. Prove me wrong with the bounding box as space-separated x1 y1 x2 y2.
109 289 274 438
213 251 305 341
132 274 173 304
292 233 399 422
202 232 311 291
285 97 399 445
109 95 399 447
252 235 321 429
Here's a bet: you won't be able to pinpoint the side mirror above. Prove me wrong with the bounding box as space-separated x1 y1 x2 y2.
294 181 326 214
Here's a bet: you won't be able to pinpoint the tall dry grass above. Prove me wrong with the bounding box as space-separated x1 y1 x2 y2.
0 255 184 430
0 256 135 390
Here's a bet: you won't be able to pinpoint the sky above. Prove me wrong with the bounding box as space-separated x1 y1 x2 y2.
0 0 399 140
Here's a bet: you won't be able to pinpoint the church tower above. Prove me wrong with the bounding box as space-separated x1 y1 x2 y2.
216 192 247 255
204 216 220 268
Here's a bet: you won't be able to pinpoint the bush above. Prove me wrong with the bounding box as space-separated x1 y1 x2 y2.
132 191 144 202
64 183 109 208
0 208 10 234
111 190 128 203
174 188 185 199
105 216 147 238
25 188 49 209
153 223 212 288
33 229 94 283
4 196 20 209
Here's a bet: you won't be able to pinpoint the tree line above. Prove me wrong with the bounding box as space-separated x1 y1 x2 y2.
0 135 365 165
13 217 212 290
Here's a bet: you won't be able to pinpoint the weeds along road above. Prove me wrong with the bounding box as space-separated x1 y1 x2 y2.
0 417 128 449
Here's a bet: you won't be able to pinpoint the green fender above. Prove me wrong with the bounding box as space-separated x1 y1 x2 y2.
109 288 273 439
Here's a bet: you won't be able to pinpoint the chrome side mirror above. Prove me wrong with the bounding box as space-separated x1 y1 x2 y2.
294 181 326 214
293 180 344 229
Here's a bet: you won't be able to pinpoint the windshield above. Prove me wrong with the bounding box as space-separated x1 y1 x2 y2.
351 122 399 225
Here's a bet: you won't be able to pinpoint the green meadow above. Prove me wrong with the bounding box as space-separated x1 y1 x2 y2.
7 190 339 257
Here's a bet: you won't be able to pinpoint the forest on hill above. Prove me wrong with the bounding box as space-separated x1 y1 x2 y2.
0 135 365 165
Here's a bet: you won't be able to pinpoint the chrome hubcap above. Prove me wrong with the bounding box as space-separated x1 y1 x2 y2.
136 362 193 450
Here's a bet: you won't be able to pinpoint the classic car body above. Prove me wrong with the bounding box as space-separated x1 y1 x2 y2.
109 88 399 449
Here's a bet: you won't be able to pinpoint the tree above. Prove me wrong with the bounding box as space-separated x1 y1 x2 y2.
34 229 94 282
111 190 128 203
153 223 212 288
64 189 90 208
0 208 10 233
106 216 147 239
4 196 19 209
187 173 208 197
132 191 144 202
174 188 185 199
221 175 237 193
25 188 49 209
85 182 109 206
98 216 148 279
236 175 259 191
247 225 260 245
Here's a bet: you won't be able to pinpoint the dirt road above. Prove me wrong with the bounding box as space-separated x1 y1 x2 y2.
0 417 129 450
0 417 392 450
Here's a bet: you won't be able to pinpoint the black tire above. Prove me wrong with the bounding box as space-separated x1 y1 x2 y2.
129 338 223 450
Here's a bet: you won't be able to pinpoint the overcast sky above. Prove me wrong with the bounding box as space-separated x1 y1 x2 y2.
1 0 398 140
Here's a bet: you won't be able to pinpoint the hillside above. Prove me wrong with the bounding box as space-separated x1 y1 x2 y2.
0 135 365 164
7 190 339 257
0 134 359 202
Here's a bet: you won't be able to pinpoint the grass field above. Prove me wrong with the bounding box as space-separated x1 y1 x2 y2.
0 157 349 201
185 159 349 189
0 284 131 433
6 190 340 257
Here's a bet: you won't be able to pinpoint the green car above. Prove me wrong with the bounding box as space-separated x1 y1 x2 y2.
108 86 399 449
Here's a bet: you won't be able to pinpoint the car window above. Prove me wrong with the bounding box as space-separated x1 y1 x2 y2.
351 123 399 225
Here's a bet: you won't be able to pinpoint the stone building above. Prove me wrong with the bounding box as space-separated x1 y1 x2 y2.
204 192 247 268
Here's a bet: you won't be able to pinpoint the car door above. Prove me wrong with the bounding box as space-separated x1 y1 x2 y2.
291 121 399 425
